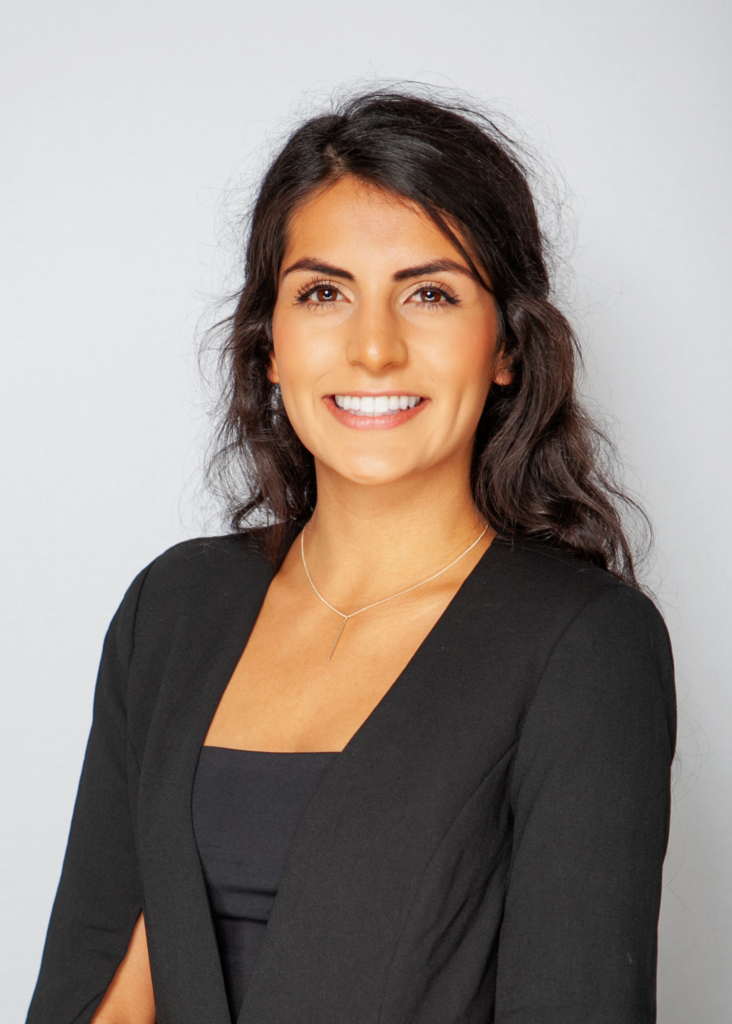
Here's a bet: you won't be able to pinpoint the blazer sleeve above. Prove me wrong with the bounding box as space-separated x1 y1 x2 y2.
26 566 152 1024
494 584 676 1024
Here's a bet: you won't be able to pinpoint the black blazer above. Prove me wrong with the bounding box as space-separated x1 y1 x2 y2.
27 535 676 1024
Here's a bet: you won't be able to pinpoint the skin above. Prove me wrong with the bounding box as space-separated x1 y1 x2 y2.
91 175 512 1021
91 914 155 1024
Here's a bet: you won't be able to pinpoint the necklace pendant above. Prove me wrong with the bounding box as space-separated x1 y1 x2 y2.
301 524 490 664
328 616 349 661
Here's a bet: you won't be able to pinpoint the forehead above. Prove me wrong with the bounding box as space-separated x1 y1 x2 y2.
283 176 466 267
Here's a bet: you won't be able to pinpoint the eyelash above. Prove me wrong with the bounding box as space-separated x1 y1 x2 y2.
294 278 339 305
294 278 461 308
411 281 460 307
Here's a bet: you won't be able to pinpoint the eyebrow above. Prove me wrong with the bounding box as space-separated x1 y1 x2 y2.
281 256 478 283
282 258 355 280
392 259 477 282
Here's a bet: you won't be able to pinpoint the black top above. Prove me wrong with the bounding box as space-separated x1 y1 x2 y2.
193 748 338 1019
27 534 676 1024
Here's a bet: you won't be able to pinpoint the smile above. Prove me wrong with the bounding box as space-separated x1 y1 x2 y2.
325 393 428 430
334 395 422 416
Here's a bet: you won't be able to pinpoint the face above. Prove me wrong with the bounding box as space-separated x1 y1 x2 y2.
270 176 512 489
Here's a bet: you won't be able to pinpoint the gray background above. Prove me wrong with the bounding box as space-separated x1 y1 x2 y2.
2 0 730 1019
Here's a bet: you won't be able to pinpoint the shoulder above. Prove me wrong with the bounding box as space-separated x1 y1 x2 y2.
482 536 673 699
110 532 274 647
487 535 665 634
139 531 273 601
100 533 275 721
489 534 621 592
494 539 675 731
148 530 269 572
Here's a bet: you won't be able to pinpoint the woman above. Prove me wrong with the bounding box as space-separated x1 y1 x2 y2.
27 90 676 1024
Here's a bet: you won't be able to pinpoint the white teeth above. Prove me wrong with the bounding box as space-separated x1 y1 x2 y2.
333 395 422 416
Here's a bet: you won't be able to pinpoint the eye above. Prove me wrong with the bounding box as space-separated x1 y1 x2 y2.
406 283 459 307
416 288 443 303
295 280 344 305
312 285 339 303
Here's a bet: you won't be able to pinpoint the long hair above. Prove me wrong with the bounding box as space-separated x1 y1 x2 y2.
205 88 649 582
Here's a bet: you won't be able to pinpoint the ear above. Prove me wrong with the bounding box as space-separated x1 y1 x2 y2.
492 350 514 387
267 352 280 385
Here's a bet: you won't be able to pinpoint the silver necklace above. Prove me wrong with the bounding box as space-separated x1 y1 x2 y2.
300 523 489 661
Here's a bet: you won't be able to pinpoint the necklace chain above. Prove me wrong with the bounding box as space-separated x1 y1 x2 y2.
300 524 489 661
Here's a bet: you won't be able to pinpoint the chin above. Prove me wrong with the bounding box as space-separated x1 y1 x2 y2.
330 456 419 488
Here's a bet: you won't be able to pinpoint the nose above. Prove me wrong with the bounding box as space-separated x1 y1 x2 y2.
345 298 407 374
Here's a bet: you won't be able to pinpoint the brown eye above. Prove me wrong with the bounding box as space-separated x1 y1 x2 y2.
413 287 449 304
314 286 338 302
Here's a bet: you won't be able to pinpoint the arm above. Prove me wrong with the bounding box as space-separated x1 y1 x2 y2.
92 914 155 1024
27 568 155 1024
495 584 676 1023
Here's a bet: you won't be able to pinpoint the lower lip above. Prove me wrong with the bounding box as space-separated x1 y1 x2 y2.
323 396 429 430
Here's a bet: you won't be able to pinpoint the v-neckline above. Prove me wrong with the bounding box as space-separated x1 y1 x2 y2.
205 532 502 759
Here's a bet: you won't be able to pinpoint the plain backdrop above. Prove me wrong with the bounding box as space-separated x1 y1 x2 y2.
2 0 730 1020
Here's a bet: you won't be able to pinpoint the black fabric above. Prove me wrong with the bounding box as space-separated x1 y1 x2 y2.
192 748 338 1019
26 535 676 1024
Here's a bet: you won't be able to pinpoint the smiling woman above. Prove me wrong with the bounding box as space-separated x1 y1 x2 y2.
267 177 508 499
27 90 676 1024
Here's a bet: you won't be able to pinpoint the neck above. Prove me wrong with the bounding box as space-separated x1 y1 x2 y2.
294 455 491 605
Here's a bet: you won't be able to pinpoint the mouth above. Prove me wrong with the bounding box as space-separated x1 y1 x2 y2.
324 393 428 429
334 394 422 416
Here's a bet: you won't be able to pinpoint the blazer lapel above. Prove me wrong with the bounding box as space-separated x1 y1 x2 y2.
135 543 275 1024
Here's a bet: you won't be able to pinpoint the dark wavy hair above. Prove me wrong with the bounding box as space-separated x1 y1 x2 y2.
205 88 649 583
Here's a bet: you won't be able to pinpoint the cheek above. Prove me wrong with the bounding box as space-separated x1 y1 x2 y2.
270 305 297 369
271 311 313 388
427 318 497 402
271 307 338 386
